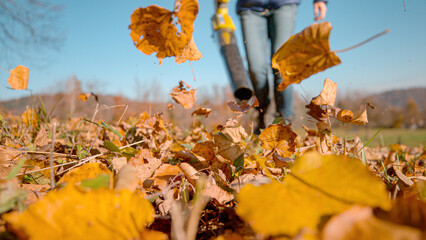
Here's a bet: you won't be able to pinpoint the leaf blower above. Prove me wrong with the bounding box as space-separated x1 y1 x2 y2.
212 0 253 101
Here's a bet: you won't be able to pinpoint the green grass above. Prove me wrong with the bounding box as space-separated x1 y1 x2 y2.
332 128 426 147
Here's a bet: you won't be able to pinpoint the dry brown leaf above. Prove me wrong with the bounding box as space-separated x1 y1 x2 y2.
153 164 183 190
112 157 127 172
128 154 162 187
227 97 259 113
114 165 139 192
272 22 341 91
21 184 50 205
336 109 354 122
323 206 422 240
191 107 212 117
8 65 29 90
175 36 203 64
170 80 197 109
311 78 337 107
129 0 199 64
202 176 234 204
192 141 216 163
34 127 49 147
179 162 199 186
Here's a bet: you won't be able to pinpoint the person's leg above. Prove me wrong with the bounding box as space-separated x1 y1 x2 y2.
269 4 298 120
239 10 270 130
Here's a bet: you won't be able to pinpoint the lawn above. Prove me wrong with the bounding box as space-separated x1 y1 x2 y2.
332 127 426 147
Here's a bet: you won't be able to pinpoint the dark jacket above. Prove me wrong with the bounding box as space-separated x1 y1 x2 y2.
237 0 328 12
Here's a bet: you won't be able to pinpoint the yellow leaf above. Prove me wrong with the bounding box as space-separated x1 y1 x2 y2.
129 0 199 64
57 162 112 185
8 65 29 90
259 124 297 158
3 185 156 240
21 108 38 127
271 22 341 91
236 152 390 236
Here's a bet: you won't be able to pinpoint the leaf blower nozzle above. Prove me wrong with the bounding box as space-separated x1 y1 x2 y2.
212 1 253 101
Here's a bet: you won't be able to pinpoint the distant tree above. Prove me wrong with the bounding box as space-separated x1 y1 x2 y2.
0 0 64 65
390 108 404 128
405 98 421 128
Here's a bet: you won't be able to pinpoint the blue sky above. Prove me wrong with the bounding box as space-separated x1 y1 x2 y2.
1 0 425 102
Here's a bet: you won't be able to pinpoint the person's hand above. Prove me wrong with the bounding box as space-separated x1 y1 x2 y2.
314 2 327 21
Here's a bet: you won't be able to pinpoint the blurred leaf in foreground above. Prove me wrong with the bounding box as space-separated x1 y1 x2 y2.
236 152 390 236
57 162 112 186
323 206 422 240
3 184 162 240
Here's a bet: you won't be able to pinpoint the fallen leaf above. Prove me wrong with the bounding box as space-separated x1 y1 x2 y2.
227 97 259 113
192 141 216 163
8 65 29 90
202 176 234 204
153 164 183 190
170 80 197 109
175 36 203 64
271 22 341 90
34 127 49 147
236 152 390 236
114 165 139 192
129 0 199 64
128 153 162 186
259 124 297 158
112 157 127 172
323 206 422 240
57 162 112 186
374 197 426 232
3 184 156 240
21 108 38 128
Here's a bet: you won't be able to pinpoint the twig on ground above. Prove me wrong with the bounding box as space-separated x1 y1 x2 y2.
49 122 57 189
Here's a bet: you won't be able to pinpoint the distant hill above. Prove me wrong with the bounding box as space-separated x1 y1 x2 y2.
365 87 425 111
1 87 424 129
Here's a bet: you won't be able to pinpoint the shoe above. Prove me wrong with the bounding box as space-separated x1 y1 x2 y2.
254 111 266 135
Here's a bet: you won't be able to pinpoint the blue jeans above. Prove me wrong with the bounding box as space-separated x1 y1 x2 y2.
239 4 298 119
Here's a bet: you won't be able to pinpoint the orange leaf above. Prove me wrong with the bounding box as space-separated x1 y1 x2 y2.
272 22 341 90
175 36 203 64
8 65 29 90
129 0 199 65
170 80 197 109
259 124 297 158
